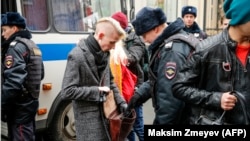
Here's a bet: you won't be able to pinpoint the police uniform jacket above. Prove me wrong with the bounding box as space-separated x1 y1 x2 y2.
183 21 207 40
172 29 250 125
136 18 196 125
1 30 39 124
61 34 126 141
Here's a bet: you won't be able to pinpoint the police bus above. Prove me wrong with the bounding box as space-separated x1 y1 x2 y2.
1 0 219 140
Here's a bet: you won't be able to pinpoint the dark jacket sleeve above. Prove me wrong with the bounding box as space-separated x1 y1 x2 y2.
125 32 145 65
153 41 192 124
172 49 221 109
125 32 146 85
135 80 151 103
2 43 28 110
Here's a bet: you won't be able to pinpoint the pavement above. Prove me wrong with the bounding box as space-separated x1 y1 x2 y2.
143 100 154 125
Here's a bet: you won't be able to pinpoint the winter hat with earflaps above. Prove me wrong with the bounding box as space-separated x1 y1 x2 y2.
1 12 26 28
131 7 167 36
181 6 197 18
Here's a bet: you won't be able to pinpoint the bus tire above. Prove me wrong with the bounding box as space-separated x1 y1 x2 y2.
46 100 76 141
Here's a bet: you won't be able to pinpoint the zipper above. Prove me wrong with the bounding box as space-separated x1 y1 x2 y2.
242 55 248 72
227 47 235 91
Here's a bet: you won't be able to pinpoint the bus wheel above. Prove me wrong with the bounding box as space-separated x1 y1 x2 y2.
47 101 76 141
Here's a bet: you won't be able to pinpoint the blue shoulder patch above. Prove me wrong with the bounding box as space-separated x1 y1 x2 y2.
5 55 14 68
165 62 176 79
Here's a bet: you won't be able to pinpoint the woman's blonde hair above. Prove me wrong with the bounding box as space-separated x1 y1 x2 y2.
109 40 128 93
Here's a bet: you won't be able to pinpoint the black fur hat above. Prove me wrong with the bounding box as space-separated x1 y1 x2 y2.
131 7 167 36
181 6 197 17
1 12 26 28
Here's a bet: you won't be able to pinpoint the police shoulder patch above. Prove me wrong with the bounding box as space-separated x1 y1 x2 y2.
165 62 176 79
5 55 14 68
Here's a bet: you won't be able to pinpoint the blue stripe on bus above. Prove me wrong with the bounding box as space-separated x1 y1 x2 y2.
38 44 76 61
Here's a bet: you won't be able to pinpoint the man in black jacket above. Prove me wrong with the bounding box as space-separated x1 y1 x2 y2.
1 12 44 140
172 0 250 125
127 7 199 125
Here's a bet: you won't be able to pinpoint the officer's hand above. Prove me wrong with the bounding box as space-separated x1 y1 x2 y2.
119 103 128 114
127 93 141 111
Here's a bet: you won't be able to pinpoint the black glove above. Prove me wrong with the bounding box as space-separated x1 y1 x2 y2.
119 103 128 114
127 93 141 111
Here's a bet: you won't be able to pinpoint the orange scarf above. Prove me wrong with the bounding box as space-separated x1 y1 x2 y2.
110 56 123 93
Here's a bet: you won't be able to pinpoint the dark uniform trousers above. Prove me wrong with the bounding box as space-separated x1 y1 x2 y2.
7 119 36 141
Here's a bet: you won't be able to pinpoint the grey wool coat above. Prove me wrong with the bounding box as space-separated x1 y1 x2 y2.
61 37 125 141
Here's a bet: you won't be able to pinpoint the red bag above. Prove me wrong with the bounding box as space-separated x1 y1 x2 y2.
121 65 137 103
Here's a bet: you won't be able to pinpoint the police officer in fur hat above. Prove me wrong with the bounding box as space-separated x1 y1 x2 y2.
182 6 207 40
1 12 44 140
173 0 250 125
126 7 199 125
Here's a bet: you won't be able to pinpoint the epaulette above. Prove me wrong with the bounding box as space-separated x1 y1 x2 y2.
10 41 18 47
164 41 173 49
32 47 42 56
163 33 199 50
15 37 42 56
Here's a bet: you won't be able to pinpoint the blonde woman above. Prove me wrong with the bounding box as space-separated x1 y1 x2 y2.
110 40 137 103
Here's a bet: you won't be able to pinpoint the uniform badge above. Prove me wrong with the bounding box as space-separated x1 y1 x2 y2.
165 62 176 79
5 55 14 68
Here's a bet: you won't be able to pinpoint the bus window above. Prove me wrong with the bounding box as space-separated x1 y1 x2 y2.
52 0 85 32
22 0 49 31
93 0 121 17
50 0 122 32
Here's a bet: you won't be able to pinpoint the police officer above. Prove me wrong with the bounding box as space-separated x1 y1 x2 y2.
126 7 199 125
182 6 207 40
1 12 44 140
